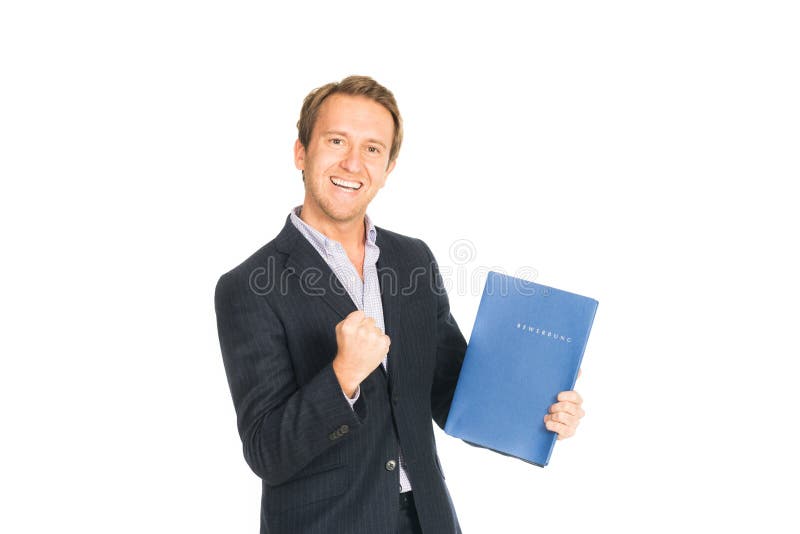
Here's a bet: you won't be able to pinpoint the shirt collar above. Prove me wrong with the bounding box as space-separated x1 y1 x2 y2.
290 206 378 254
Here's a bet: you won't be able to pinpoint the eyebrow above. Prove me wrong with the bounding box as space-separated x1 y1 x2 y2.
323 130 388 149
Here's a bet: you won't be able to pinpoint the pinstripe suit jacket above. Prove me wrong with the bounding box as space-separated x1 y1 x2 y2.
215 216 467 533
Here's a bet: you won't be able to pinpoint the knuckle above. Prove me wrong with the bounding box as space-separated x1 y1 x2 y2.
565 414 576 426
357 322 371 334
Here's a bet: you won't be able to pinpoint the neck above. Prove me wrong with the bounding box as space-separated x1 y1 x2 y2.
299 203 367 251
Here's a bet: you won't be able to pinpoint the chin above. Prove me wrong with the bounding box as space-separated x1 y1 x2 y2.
319 203 362 223
328 209 363 223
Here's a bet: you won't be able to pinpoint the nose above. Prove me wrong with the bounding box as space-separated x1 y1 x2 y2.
340 146 362 174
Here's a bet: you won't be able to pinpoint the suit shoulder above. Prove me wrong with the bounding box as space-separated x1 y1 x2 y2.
219 239 282 279
374 226 434 261
215 224 296 297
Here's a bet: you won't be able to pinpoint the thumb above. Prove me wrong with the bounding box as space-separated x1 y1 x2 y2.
345 310 365 323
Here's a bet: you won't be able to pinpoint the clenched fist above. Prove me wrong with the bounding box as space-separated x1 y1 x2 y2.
332 310 391 397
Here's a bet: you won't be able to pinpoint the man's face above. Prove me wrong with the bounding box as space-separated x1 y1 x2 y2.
294 93 396 225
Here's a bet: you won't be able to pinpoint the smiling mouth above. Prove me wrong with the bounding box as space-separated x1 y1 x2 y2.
330 176 363 191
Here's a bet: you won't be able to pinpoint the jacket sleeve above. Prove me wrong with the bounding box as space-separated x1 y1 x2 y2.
214 269 362 486
421 243 468 430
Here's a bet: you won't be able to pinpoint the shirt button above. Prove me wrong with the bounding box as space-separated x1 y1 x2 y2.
385 459 397 471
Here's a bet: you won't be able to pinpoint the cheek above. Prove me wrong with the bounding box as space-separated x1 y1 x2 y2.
304 156 330 177
370 175 388 190
367 159 390 177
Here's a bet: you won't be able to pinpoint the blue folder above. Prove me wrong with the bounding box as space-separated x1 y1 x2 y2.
444 271 598 467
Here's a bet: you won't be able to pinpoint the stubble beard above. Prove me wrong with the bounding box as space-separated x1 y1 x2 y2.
306 177 368 224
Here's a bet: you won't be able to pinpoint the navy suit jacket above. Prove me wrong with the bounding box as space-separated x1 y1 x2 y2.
215 217 467 533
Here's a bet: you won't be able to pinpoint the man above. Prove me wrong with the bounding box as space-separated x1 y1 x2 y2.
215 76 584 533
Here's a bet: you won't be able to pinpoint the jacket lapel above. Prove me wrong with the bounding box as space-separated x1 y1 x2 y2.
275 216 357 320
376 229 402 389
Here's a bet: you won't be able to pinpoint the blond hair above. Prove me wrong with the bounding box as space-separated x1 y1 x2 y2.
297 75 403 163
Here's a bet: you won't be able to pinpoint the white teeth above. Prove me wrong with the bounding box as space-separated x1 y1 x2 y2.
331 177 362 190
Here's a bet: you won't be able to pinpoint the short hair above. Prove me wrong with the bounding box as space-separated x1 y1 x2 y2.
297 75 403 163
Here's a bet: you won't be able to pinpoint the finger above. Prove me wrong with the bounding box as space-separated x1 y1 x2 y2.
557 390 583 405
358 315 376 328
544 417 576 440
346 310 365 322
356 319 378 337
545 410 580 428
577 368 582 380
549 401 586 419
338 314 359 335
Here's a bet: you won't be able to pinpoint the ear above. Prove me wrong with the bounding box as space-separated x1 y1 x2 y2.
384 158 397 178
294 139 306 171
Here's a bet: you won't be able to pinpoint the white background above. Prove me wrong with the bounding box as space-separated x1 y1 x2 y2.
2 1 798 532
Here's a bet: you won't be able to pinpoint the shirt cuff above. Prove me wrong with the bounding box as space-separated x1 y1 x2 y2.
343 385 361 408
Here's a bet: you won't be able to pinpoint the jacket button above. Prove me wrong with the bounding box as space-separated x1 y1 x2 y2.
385 460 396 471
340 424 349 434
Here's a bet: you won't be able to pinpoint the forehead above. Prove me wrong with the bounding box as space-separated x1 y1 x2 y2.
314 94 394 142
